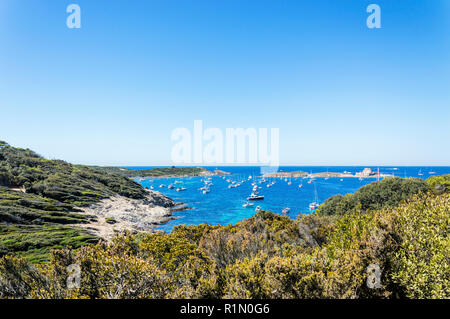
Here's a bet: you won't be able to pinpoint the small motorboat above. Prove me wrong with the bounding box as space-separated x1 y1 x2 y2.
168 184 174 189
255 206 261 212
176 187 187 192
242 202 254 208
247 193 264 201
282 208 290 214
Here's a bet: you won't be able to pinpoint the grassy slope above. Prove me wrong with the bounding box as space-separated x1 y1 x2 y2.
0 141 151 262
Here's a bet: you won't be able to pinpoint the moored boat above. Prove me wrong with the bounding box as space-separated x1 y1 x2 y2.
247 193 264 200
242 201 254 208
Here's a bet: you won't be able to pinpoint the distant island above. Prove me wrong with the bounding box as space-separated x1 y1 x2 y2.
263 168 393 179
93 166 231 179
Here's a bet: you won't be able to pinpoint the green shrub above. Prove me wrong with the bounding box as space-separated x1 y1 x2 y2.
427 174 450 194
317 177 429 216
391 193 449 298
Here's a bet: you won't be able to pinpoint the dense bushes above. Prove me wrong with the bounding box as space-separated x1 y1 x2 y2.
390 194 449 298
317 177 429 216
0 192 448 299
427 174 450 194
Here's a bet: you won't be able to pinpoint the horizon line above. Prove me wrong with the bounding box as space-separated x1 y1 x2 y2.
82 164 450 168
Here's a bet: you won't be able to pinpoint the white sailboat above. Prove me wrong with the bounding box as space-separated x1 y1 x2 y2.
309 183 320 211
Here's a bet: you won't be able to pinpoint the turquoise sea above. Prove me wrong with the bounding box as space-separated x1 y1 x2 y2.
129 166 450 232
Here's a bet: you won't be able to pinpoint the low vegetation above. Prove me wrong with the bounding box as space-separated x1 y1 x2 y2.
0 224 98 264
0 141 150 262
0 192 447 299
427 174 450 194
316 177 430 216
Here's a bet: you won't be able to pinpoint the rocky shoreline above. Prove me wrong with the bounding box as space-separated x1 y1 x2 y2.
76 190 180 240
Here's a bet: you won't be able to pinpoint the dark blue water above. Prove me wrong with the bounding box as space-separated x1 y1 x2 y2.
127 166 450 232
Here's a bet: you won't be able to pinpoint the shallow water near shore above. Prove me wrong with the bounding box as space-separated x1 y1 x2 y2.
131 166 450 232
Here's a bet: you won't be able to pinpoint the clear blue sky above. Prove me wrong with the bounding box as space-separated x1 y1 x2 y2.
0 0 449 165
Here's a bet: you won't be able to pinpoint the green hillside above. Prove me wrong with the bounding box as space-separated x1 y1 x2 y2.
0 141 151 262
93 166 214 178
